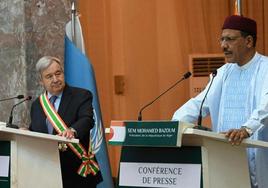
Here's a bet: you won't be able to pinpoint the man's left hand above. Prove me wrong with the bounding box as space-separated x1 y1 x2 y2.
225 128 249 145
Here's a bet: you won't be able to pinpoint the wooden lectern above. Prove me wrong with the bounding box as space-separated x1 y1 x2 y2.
0 124 78 188
107 121 268 188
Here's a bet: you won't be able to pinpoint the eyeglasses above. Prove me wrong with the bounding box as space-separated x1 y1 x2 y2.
219 36 241 44
43 70 63 81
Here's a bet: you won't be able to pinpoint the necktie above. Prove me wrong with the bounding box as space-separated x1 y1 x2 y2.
46 95 57 134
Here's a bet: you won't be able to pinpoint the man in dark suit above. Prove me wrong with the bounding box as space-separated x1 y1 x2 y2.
29 56 102 188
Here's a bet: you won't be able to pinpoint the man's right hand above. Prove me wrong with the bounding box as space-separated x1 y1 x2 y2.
225 128 250 145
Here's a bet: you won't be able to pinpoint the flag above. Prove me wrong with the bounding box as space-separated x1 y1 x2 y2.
64 16 114 188
108 121 126 144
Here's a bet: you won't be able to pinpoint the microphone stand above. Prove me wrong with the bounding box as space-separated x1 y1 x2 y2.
6 123 19 129
0 95 24 102
138 72 192 121
194 70 217 131
6 96 32 129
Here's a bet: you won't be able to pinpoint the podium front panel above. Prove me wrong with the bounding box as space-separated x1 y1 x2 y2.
0 141 10 188
118 146 202 188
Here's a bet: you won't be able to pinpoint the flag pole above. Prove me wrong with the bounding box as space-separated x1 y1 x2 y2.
71 0 77 45
234 0 242 15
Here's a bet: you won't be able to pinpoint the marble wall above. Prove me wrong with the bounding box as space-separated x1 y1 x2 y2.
0 0 71 127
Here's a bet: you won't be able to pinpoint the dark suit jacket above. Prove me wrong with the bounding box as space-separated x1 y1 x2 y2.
29 85 102 188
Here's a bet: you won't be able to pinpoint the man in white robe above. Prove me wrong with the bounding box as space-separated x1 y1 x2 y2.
172 15 268 188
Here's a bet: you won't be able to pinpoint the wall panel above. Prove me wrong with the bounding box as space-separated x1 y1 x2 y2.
78 0 267 178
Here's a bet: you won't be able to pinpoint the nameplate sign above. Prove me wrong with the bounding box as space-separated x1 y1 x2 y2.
119 162 201 188
109 121 192 147
126 121 180 146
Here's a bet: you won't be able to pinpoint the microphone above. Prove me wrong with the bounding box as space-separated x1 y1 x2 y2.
0 95 24 102
195 70 217 131
138 72 192 121
6 96 32 129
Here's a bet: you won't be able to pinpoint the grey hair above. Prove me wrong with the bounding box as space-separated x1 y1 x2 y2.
36 56 63 78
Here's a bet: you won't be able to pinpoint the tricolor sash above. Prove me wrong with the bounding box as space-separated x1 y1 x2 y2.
39 93 99 177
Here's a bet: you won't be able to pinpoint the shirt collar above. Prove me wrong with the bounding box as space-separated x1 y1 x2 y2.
47 92 63 100
236 52 259 70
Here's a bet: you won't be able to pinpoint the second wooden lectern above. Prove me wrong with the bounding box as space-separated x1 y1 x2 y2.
107 121 268 188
